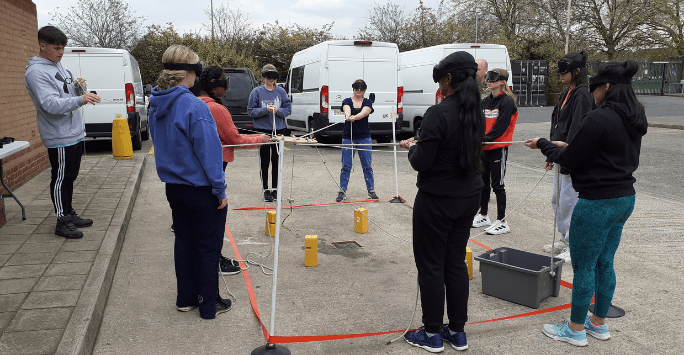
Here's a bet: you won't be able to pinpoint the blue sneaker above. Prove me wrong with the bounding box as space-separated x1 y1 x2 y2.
440 327 468 351
542 320 588 346
404 329 444 353
584 314 611 340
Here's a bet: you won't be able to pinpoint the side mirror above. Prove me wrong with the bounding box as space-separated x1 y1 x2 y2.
369 93 375 103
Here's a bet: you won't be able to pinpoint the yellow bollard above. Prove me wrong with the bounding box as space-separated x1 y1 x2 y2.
305 235 318 267
112 114 133 159
265 211 276 237
354 208 368 233
465 247 473 280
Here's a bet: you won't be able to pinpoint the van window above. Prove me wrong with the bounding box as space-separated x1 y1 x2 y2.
290 66 304 93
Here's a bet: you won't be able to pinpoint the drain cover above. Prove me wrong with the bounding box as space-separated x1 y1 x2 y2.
332 241 361 249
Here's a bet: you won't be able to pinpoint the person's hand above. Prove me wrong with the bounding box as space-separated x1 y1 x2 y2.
267 105 278 113
552 140 568 148
544 161 554 170
346 115 355 121
218 197 228 209
525 138 540 149
260 134 272 143
82 92 100 105
400 137 416 149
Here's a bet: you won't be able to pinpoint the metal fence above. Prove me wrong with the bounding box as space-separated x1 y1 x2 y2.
588 59 684 95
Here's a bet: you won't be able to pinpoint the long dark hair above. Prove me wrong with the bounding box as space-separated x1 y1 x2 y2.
596 60 646 130
444 67 485 174
199 66 225 104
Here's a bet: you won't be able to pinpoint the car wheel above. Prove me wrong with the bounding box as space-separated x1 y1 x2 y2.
131 123 142 150
413 119 422 139
141 124 150 141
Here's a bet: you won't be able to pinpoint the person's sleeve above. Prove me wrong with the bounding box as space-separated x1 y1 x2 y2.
566 90 594 143
341 97 351 110
363 98 375 114
407 107 440 171
26 70 82 115
538 116 603 170
247 88 267 117
189 103 227 199
212 104 262 148
483 99 513 142
276 88 291 118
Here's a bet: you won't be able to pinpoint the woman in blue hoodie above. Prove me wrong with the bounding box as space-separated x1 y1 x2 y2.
149 45 230 320
527 60 647 347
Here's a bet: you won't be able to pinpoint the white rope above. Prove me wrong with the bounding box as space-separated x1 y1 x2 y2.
299 121 343 139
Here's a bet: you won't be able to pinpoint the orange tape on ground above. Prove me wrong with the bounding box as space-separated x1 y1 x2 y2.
225 220 575 345
231 197 390 211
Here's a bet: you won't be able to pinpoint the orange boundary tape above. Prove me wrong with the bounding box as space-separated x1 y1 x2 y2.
225 212 575 344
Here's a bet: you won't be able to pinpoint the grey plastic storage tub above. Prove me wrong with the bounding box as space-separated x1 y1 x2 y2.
475 247 565 308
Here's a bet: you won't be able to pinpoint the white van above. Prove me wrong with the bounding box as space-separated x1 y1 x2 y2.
61 47 150 150
400 43 512 134
285 40 403 142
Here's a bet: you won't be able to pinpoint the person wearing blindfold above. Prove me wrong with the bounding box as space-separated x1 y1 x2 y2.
247 64 292 203
336 79 378 202
542 51 594 261
526 60 647 347
399 51 485 353
191 66 271 276
149 45 231 320
472 69 518 235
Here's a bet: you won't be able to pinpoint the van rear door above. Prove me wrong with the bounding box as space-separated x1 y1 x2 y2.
77 53 126 136
362 44 398 132
327 43 364 123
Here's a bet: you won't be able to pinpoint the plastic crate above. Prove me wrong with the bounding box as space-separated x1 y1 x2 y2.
475 247 565 308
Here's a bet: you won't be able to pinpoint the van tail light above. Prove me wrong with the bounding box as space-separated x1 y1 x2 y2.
397 86 403 113
320 85 329 113
125 83 135 113
436 89 444 104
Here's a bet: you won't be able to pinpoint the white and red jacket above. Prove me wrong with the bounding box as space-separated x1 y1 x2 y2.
481 92 518 150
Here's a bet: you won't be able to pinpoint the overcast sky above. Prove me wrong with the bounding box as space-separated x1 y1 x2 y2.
34 0 443 40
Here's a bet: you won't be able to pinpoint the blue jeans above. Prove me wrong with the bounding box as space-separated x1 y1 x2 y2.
568 195 635 324
339 137 374 191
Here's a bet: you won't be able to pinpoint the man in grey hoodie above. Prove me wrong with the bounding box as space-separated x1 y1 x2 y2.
24 26 101 239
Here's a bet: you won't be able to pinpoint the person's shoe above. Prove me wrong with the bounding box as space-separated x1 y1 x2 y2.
263 190 274 202
404 328 444 353
69 210 93 228
367 190 379 199
472 214 491 228
440 327 468 351
336 190 346 203
486 220 510 235
176 305 197 312
270 189 278 201
55 216 84 239
556 248 571 263
215 296 232 317
543 241 568 253
584 314 611 340
542 320 588 346
219 256 241 275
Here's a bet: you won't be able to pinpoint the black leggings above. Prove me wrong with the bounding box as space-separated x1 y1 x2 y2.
480 147 508 221
255 128 289 190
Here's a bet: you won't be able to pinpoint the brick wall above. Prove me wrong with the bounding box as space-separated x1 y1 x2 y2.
1 0 48 228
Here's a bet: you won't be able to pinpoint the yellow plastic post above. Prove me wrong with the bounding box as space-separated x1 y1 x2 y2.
465 247 473 280
354 208 368 233
112 114 133 159
265 210 276 237
305 235 318 267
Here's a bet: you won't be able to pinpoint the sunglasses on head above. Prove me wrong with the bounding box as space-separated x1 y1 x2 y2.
263 71 279 80
352 82 367 91
485 71 507 83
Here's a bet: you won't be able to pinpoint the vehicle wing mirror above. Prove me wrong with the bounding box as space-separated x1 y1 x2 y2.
369 93 375 103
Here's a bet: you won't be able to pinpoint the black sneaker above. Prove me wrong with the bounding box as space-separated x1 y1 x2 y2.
263 190 274 202
219 256 241 275
55 216 84 239
215 296 232 317
270 189 278 202
336 191 346 202
69 210 93 228
367 190 379 199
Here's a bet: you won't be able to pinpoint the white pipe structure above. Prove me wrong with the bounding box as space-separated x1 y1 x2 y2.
268 138 285 343
391 108 401 200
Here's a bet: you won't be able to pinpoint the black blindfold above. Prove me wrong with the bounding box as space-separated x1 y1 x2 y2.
352 82 367 91
263 71 279 80
163 62 204 77
589 75 632 93
485 71 508 83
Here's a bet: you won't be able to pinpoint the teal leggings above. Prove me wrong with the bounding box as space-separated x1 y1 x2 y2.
569 195 635 324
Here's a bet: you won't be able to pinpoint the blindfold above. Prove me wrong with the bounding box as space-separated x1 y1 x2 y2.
352 82 367 91
485 71 508 83
589 75 632 93
262 71 279 80
163 62 204 77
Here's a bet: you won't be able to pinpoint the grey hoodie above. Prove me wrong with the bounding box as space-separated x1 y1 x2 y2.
24 56 86 147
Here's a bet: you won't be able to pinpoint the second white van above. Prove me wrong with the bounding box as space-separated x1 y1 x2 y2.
285 40 403 142
400 43 512 135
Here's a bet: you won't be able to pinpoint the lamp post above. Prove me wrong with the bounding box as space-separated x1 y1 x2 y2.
211 0 215 41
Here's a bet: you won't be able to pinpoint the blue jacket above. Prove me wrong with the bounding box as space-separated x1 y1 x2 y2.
149 85 226 200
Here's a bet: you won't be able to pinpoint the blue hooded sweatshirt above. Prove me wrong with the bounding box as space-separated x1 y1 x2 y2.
149 85 226 200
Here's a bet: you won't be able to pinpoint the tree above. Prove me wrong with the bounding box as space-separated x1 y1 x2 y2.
573 0 646 59
404 0 454 50
356 1 409 46
49 0 146 50
643 0 684 56
202 3 255 52
130 24 183 85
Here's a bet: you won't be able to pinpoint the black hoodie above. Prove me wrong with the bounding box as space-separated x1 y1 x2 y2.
536 103 647 199
549 84 595 174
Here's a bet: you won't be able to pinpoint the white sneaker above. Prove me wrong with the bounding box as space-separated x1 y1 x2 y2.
486 220 510 235
472 214 491 228
557 248 571 263
542 241 568 254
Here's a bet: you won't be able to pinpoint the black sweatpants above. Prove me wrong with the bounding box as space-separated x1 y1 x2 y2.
480 147 508 221
255 128 289 190
166 183 227 319
413 190 480 334
47 141 84 218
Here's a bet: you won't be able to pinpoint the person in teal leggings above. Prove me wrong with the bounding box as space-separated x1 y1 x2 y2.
526 59 647 347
